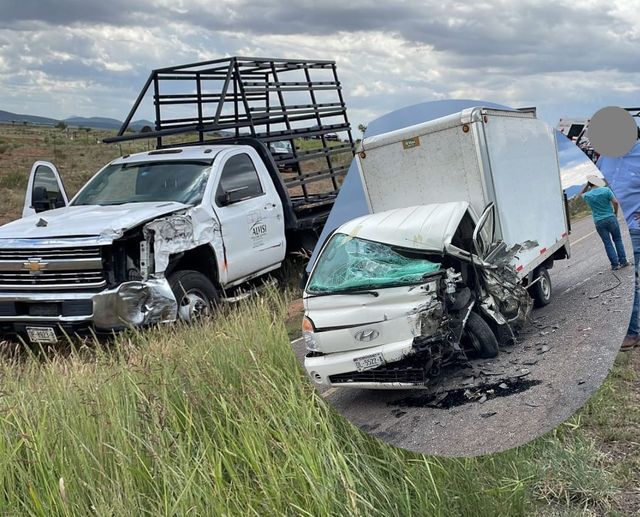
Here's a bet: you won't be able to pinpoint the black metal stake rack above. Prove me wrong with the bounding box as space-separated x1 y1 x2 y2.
104 57 355 217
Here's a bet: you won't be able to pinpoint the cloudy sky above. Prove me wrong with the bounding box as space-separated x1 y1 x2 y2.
1 0 640 129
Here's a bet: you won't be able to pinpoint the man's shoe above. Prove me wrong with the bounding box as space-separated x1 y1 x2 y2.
621 334 639 351
612 264 620 270
619 261 630 268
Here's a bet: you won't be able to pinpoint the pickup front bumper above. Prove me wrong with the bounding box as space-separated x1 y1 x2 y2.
0 278 178 338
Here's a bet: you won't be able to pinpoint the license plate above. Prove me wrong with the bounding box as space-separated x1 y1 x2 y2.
354 352 385 372
26 327 58 344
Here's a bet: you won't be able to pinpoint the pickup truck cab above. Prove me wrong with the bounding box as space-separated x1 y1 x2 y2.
0 144 291 343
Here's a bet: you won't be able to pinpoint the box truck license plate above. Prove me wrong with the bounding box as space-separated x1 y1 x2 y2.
354 353 384 372
26 327 58 344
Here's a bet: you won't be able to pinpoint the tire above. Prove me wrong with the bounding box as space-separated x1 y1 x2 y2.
168 270 219 323
531 266 552 308
461 311 499 358
495 323 516 347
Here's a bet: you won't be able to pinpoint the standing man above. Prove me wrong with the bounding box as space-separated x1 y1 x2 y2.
579 175 628 271
597 139 640 351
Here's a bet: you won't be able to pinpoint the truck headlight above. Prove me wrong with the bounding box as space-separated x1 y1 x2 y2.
302 316 319 352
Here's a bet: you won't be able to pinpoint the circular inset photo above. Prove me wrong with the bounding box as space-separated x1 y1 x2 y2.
292 100 634 457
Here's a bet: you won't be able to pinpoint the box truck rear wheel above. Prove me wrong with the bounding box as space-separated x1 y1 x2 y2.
462 312 499 358
531 266 552 307
169 270 219 323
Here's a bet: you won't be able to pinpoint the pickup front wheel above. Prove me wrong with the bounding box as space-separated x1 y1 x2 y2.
168 270 220 323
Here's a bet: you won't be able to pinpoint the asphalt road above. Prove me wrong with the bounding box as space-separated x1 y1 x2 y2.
291 214 634 456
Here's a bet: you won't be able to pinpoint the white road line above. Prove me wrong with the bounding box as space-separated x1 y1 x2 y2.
321 387 339 399
561 273 598 295
571 229 597 246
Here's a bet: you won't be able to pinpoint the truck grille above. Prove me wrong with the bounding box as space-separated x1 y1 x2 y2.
0 247 106 291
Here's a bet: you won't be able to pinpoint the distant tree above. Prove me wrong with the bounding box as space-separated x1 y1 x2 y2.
55 121 68 130
140 125 152 133
358 123 367 137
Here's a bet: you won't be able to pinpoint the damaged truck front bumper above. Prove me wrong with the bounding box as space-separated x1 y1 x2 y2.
0 278 178 337
305 338 426 389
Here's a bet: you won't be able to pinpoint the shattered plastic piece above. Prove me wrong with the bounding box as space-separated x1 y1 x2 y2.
480 411 497 418
307 233 440 293
480 369 503 376
145 206 219 273
99 228 125 241
499 383 508 389
478 394 487 403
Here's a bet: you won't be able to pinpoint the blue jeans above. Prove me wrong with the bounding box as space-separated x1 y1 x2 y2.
628 229 640 336
595 216 628 268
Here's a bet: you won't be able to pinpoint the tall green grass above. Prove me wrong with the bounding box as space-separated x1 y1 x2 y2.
0 291 621 515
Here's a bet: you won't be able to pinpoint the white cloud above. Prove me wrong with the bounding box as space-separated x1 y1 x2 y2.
0 0 639 129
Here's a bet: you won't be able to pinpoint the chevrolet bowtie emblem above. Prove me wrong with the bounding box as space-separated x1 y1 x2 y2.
23 259 47 276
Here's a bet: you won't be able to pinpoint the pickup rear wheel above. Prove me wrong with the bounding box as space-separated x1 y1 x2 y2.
168 270 219 323
531 266 552 308
461 312 499 358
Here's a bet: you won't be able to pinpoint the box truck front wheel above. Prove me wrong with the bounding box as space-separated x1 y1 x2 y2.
531 266 552 307
169 270 220 323
461 311 499 358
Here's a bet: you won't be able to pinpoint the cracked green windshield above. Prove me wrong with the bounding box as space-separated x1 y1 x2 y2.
307 233 441 294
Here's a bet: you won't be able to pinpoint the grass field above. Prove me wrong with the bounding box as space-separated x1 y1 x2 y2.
0 291 637 515
0 123 352 225
0 124 639 515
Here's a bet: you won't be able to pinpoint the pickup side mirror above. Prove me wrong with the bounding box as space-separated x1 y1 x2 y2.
216 186 250 206
23 161 69 218
472 202 495 258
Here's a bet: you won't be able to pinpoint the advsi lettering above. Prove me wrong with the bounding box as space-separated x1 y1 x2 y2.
250 221 267 247
251 222 267 237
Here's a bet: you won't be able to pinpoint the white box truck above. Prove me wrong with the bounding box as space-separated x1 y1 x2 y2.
301 107 570 388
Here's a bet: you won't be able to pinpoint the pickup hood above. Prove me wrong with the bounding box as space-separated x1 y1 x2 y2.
0 202 190 240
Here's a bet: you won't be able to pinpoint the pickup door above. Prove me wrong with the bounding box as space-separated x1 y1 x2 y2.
22 161 69 217
213 149 286 283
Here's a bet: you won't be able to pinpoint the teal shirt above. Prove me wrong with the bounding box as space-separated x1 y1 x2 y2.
582 186 616 222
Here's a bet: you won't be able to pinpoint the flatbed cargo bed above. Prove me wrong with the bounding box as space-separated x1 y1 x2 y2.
103 57 355 230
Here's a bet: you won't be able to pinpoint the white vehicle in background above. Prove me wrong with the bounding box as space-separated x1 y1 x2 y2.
556 118 588 142
302 107 570 388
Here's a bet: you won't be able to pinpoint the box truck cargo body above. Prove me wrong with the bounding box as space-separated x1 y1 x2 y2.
356 107 570 278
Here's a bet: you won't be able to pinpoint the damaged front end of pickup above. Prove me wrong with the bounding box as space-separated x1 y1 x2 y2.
95 206 220 330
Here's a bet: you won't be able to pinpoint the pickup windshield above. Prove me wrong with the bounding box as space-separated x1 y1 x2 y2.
72 160 212 206
306 233 441 295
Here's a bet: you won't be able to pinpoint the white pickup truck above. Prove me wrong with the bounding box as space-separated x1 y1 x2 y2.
302 106 571 388
0 57 355 344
